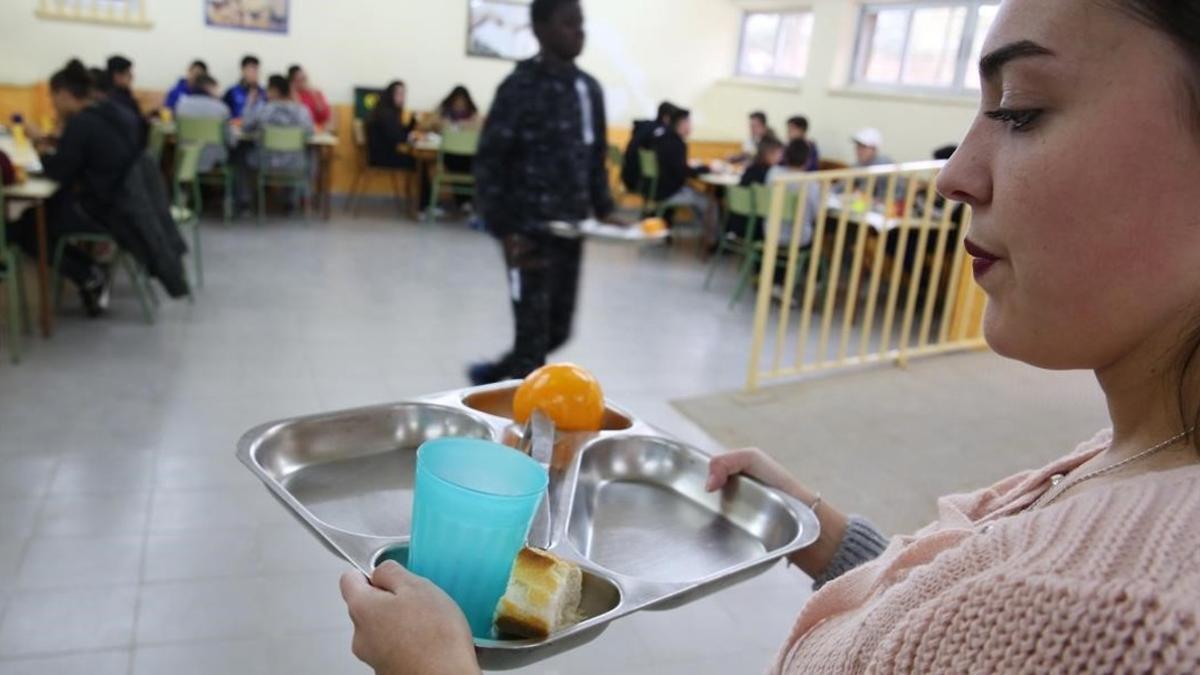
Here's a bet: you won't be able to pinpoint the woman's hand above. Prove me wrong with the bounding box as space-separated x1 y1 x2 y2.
707 448 847 578
339 561 481 675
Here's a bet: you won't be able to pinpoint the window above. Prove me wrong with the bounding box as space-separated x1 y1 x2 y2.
36 0 150 27
736 10 815 82
852 1 999 94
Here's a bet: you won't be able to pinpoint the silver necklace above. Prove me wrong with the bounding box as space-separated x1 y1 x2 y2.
1026 428 1194 512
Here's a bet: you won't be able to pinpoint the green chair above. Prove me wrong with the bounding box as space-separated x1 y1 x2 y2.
426 130 479 223
52 236 158 325
172 142 204 289
0 189 30 363
176 116 233 222
727 184 816 307
607 144 623 170
256 125 311 225
704 185 758 289
147 123 166 164
637 149 659 216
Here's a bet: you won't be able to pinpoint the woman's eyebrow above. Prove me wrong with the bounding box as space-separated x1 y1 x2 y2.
980 40 1056 82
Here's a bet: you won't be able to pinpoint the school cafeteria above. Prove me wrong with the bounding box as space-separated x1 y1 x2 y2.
1 0 1198 673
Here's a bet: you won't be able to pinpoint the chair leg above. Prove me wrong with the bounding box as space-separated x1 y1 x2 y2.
50 238 70 311
704 241 728 290
346 169 366 215
426 174 440 223
120 253 155 325
222 168 234 224
5 254 21 364
15 256 31 337
257 173 266 226
192 223 204 290
730 250 760 308
390 173 405 216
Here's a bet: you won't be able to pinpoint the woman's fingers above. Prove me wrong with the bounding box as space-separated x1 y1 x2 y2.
706 448 762 491
339 570 371 605
370 560 410 594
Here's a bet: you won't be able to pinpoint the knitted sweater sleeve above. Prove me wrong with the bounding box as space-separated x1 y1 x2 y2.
869 573 1200 674
811 516 889 590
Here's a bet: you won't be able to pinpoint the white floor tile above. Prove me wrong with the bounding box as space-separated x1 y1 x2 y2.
0 650 130 675
132 640 269 675
35 493 150 537
143 530 258 582
135 578 264 644
0 587 137 657
16 535 142 590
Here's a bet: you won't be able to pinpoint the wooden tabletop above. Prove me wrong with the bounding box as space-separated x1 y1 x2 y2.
4 177 59 201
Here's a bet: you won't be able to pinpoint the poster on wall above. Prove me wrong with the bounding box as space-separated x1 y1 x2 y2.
205 0 289 34
467 0 538 61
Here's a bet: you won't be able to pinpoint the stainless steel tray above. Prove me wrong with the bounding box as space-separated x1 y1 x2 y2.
237 382 819 670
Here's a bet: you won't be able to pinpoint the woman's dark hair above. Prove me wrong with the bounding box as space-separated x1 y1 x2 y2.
49 59 94 99
89 67 111 94
667 106 691 129
372 81 405 122
267 74 290 97
750 111 768 125
784 139 811 168
287 64 303 80
531 0 576 24
1113 1 1200 449
439 85 477 118
755 137 784 165
241 54 260 69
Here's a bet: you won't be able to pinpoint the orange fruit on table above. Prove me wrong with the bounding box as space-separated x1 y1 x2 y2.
513 363 605 432
641 218 667 236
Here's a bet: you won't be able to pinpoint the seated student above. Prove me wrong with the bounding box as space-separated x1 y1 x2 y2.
365 80 429 211
652 106 714 231
850 127 899 200
768 139 822 249
621 100 677 193
436 85 481 130
739 137 785 187
223 55 266 121
10 60 142 316
728 110 777 164
786 115 820 171
288 65 332 130
240 74 314 208
164 60 208 111
176 74 233 173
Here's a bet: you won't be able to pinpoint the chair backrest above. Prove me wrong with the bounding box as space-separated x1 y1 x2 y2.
176 116 225 146
352 118 367 147
638 149 659 179
147 124 166 162
262 125 307 152
752 183 800 220
727 185 755 217
818 158 850 172
175 143 203 185
440 130 480 157
607 144 623 169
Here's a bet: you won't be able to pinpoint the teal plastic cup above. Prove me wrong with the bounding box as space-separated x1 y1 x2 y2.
407 437 548 638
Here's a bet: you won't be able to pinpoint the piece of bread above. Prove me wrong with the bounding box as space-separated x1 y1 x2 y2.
494 548 583 639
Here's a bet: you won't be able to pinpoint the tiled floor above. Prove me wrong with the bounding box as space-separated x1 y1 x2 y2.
0 214 805 674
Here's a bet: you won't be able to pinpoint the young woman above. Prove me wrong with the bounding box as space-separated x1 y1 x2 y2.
10 60 141 316
436 85 480 130
340 0 1200 672
287 64 331 130
365 80 428 211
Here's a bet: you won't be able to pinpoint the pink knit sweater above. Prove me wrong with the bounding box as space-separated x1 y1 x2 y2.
774 431 1200 674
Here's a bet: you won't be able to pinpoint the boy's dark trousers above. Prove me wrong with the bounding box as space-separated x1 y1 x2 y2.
492 230 583 379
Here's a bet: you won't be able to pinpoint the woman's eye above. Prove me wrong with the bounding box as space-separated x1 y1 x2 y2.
984 108 1043 132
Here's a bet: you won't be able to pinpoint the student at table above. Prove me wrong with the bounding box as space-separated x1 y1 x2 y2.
739 136 785 187
288 65 332 130
164 60 208 111
436 85 481 130
652 106 715 231
340 2 1200 671
223 55 266 121
786 115 820 171
768 139 821 249
468 0 624 386
621 100 677 193
11 60 141 316
729 110 776 164
104 55 147 147
240 74 313 209
851 127 898 200
365 80 429 212
176 75 233 174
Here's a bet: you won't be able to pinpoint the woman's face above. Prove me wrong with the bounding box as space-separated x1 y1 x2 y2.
938 0 1200 371
451 94 468 115
393 85 406 108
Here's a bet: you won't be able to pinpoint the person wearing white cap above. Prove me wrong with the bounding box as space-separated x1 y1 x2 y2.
851 127 892 168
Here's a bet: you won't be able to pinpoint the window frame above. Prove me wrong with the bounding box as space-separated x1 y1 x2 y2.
36 0 151 28
849 0 999 97
734 7 816 84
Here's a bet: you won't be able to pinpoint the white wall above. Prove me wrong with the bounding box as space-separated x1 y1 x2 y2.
0 0 980 162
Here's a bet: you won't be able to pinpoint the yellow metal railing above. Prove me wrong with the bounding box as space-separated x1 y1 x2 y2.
746 160 987 391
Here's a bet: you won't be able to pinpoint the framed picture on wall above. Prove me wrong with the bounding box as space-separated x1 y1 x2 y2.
467 0 538 61
205 0 289 34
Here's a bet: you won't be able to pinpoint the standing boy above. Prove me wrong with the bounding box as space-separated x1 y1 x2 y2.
470 0 623 385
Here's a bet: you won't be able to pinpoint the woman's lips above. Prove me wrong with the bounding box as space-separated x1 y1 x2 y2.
964 239 1001 278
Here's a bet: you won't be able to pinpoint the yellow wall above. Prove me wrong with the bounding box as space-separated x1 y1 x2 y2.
0 0 980 165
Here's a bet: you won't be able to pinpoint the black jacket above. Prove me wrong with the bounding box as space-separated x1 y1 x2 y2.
653 130 704 200
44 100 188 297
475 57 614 237
108 87 148 148
621 119 663 192
366 107 417 169
739 162 772 187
